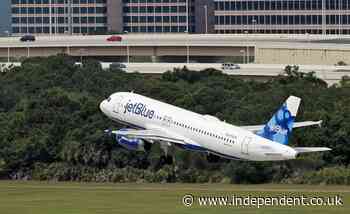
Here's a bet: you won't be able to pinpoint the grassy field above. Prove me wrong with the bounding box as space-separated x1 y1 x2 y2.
0 181 349 214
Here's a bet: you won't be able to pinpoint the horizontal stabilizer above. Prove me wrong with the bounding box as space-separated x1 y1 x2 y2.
242 120 322 133
293 120 322 128
294 147 332 153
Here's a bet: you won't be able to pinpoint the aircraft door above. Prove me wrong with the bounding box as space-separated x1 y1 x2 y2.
241 136 251 155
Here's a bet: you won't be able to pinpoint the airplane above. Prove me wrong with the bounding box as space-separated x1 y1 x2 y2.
99 92 331 164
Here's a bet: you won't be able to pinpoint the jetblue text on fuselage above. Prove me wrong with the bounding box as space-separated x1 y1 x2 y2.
124 100 155 119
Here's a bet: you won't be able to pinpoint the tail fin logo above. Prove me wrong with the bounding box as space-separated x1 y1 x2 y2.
258 96 300 145
266 104 293 135
270 125 288 135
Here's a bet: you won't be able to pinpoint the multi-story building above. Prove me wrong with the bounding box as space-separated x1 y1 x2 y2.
119 0 217 34
8 0 350 35
10 0 195 34
121 0 191 33
214 0 350 34
11 0 108 35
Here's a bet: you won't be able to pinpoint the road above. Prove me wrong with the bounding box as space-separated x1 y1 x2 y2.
1 34 350 50
115 63 350 85
2 61 349 85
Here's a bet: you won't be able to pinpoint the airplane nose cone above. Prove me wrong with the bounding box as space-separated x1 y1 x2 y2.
99 100 107 113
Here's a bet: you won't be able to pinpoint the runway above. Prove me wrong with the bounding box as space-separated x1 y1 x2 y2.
0 182 348 214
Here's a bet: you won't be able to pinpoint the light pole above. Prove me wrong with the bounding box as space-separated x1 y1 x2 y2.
252 19 257 34
252 19 257 63
4 31 11 62
244 30 249 63
27 45 30 58
78 48 87 64
306 33 310 63
185 30 189 64
124 31 130 63
204 5 208 34
7 47 10 63
240 49 246 64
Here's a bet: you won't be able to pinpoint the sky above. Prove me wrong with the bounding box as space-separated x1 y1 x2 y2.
0 0 11 35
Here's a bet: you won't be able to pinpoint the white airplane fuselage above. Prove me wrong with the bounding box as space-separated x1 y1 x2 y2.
100 92 298 161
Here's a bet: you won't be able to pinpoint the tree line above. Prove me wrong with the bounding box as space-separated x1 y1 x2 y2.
0 55 350 184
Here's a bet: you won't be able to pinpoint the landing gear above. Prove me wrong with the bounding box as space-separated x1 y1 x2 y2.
160 155 173 165
159 141 174 165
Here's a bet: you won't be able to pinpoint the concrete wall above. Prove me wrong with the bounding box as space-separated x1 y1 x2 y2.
0 47 67 59
2 43 350 65
255 48 350 65
0 46 254 58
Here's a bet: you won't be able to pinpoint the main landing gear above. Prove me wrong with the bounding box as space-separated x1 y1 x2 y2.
159 142 174 165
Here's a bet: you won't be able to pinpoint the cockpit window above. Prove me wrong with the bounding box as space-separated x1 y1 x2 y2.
107 97 111 102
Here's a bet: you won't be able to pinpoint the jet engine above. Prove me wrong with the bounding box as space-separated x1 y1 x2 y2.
115 129 152 152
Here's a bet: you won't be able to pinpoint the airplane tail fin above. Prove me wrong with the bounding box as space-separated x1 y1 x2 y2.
257 96 301 145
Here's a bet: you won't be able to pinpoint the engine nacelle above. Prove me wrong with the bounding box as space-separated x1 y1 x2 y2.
116 129 152 152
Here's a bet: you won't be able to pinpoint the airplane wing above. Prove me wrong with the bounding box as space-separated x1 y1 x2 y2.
111 129 188 145
241 120 322 133
110 128 206 153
